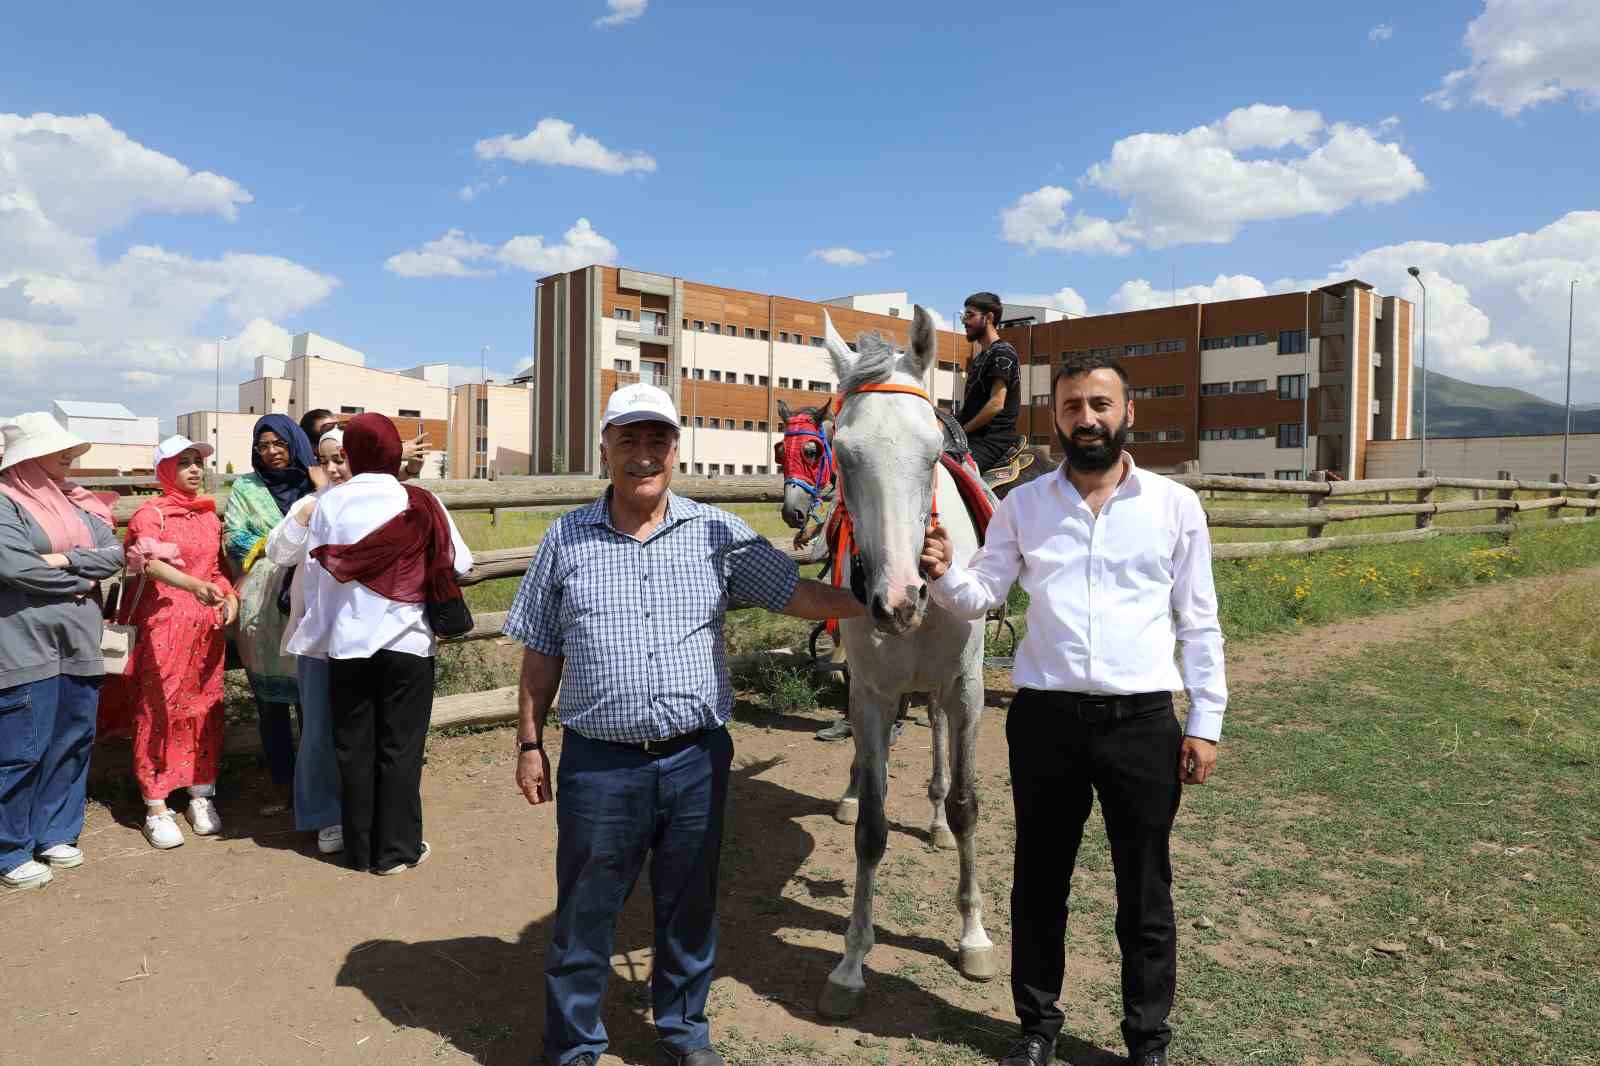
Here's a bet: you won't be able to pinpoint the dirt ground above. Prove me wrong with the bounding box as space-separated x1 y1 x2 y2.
3 573 1583 1066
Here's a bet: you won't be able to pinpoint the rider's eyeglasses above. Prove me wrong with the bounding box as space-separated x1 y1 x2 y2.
254 439 288 454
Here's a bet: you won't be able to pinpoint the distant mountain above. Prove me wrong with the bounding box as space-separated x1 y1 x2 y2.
1416 370 1600 438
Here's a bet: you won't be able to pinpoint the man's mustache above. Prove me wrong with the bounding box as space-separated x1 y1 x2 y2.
623 463 664 476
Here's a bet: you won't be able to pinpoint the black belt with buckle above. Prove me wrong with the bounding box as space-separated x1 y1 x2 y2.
597 728 713 757
1022 689 1171 724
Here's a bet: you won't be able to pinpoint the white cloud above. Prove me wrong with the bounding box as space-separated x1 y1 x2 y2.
809 247 892 267
0 112 337 419
1002 105 1425 254
1108 274 1270 312
1426 0 1600 114
595 0 647 27
1005 286 1090 317
1369 23 1394 42
386 219 618 279
457 175 508 202
474 118 656 175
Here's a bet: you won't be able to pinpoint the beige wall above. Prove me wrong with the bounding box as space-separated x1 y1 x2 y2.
176 411 258 475
1365 434 1600 481
72 442 156 474
301 358 450 422
448 383 532 478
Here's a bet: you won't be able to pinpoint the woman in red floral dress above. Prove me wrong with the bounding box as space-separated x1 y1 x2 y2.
100 437 238 850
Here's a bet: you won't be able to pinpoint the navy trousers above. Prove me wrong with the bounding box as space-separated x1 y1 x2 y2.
0 674 100 872
543 727 732 1066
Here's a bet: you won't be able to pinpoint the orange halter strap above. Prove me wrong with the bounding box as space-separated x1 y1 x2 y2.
836 380 942 527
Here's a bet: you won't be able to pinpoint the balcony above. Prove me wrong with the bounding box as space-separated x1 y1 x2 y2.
616 321 673 346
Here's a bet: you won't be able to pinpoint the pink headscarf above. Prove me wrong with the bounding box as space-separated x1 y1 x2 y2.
0 459 115 552
151 456 217 518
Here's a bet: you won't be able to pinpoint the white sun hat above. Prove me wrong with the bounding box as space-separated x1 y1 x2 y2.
601 382 681 432
152 434 215 469
0 412 90 473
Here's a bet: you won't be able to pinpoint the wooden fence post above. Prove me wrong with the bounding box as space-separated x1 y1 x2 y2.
1415 468 1435 531
1589 474 1600 518
1496 470 1515 533
1550 474 1564 521
1307 470 1327 538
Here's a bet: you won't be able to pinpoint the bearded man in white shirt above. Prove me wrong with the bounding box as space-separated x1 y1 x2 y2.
921 352 1226 1066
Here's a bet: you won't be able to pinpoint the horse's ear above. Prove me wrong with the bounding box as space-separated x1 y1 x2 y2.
810 402 831 425
906 305 937 379
823 311 856 381
776 398 792 423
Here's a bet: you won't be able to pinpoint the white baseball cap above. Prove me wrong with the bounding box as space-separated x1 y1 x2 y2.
152 434 215 468
601 383 680 432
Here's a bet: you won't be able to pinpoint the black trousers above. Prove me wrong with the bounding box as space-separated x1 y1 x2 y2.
328 650 435 871
1007 688 1183 1058
969 432 1022 474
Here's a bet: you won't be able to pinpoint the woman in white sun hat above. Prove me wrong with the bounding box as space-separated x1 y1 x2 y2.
0 412 125 891
98 435 238 850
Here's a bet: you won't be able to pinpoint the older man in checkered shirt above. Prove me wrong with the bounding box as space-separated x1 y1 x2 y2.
505 383 863 1066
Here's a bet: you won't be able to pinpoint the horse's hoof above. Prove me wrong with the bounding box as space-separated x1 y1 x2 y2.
959 945 997 982
818 978 865 1019
930 825 958 850
834 798 859 825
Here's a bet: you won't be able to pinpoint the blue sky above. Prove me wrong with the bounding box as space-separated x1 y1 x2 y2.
2 0 1597 422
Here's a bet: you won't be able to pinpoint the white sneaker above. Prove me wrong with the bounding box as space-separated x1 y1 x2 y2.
375 841 431 876
1 859 53 890
143 811 185 850
186 796 222 837
38 844 83 868
316 825 344 854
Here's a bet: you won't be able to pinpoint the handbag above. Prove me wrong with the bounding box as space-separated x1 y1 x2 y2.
100 573 149 677
426 594 474 639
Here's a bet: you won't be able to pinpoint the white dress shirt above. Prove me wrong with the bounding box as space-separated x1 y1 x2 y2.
266 493 318 658
287 473 474 661
929 454 1228 741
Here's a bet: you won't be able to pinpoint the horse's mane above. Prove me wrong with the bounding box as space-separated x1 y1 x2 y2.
836 331 902 392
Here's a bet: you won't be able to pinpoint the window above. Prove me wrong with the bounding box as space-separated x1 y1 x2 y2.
1233 379 1268 394
1200 336 1232 351
704 417 717 429
1087 346 1115 358
778 376 790 388
1275 469 1302 480
779 331 790 344
742 464 754 475
679 462 688 474
810 336 825 347
1232 472 1266 480
613 308 633 321
808 380 832 393
1277 374 1305 400
1155 429 1184 442
744 327 756 339
680 367 689 378
1030 353 1052 365
1031 394 1050 406
614 359 633 372
248 405 255 413
1200 382 1232 397
724 464 736 475
682 318 689 329
398 408 421 419
679 415 689 427
743 419 754 430
1155 339 1186 353
758 375 769 386
339 405 364 414
1233 332 1268 347
1202 427 1269 441
693 462 704 475
708 323 722 335
888 307 900 317
1130 385 1185 399
757 420 768 432
693 416 704 428
693 320 705 332
1278 329 1307 355
759 329 770 341
709 370 721 382
1277 422 1305 448
1124 343 1151 357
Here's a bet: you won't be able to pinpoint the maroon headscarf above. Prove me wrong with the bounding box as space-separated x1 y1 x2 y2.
310 414 460 607
343 412 403 477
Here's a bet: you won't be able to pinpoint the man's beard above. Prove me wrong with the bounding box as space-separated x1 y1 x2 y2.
963 320 985 342
1057 417 1129 473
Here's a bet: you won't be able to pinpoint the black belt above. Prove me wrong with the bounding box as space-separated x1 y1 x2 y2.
587 727 715 757
1019 689 1172 724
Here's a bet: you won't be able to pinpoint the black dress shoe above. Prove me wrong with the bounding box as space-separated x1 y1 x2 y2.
1000 1034 1053 1065
1129 1049 1168 1066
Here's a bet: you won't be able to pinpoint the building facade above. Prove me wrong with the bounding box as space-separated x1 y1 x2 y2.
531 267 975 477
449 382 534 479
1003 279 1411 479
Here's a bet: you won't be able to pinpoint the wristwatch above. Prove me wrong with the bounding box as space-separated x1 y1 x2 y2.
519 740 543 753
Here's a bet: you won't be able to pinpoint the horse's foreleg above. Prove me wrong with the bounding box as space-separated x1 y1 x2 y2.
820 700 892 1020
945 667 994 981
926 694 956 850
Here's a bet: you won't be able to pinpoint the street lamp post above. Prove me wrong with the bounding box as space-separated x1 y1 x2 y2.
1563 280 1578 482
1407 267 1427 471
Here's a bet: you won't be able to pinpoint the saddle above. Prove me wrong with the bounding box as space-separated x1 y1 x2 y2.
980 438 1037 494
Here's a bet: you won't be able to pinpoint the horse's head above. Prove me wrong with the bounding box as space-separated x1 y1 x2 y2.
824 305 942 637
775 399 834 530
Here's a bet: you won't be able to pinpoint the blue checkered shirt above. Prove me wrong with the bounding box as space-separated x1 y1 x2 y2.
503 491 800 743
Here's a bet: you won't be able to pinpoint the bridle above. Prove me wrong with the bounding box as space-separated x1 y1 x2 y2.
777 406 836 532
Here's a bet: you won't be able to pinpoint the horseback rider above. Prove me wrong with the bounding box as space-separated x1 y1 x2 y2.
958 292 1024 475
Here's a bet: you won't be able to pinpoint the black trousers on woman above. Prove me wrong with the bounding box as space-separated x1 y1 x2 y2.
1007 687 1184 1060
328 650 434 871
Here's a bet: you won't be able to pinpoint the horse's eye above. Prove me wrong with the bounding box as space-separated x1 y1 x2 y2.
803 441 820 459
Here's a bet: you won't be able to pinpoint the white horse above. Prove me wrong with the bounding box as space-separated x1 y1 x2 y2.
815 306 995 1020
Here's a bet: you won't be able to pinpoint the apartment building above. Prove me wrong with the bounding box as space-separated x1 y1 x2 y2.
1003 279 1411 479
531 267 974 477
449 382 534 479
